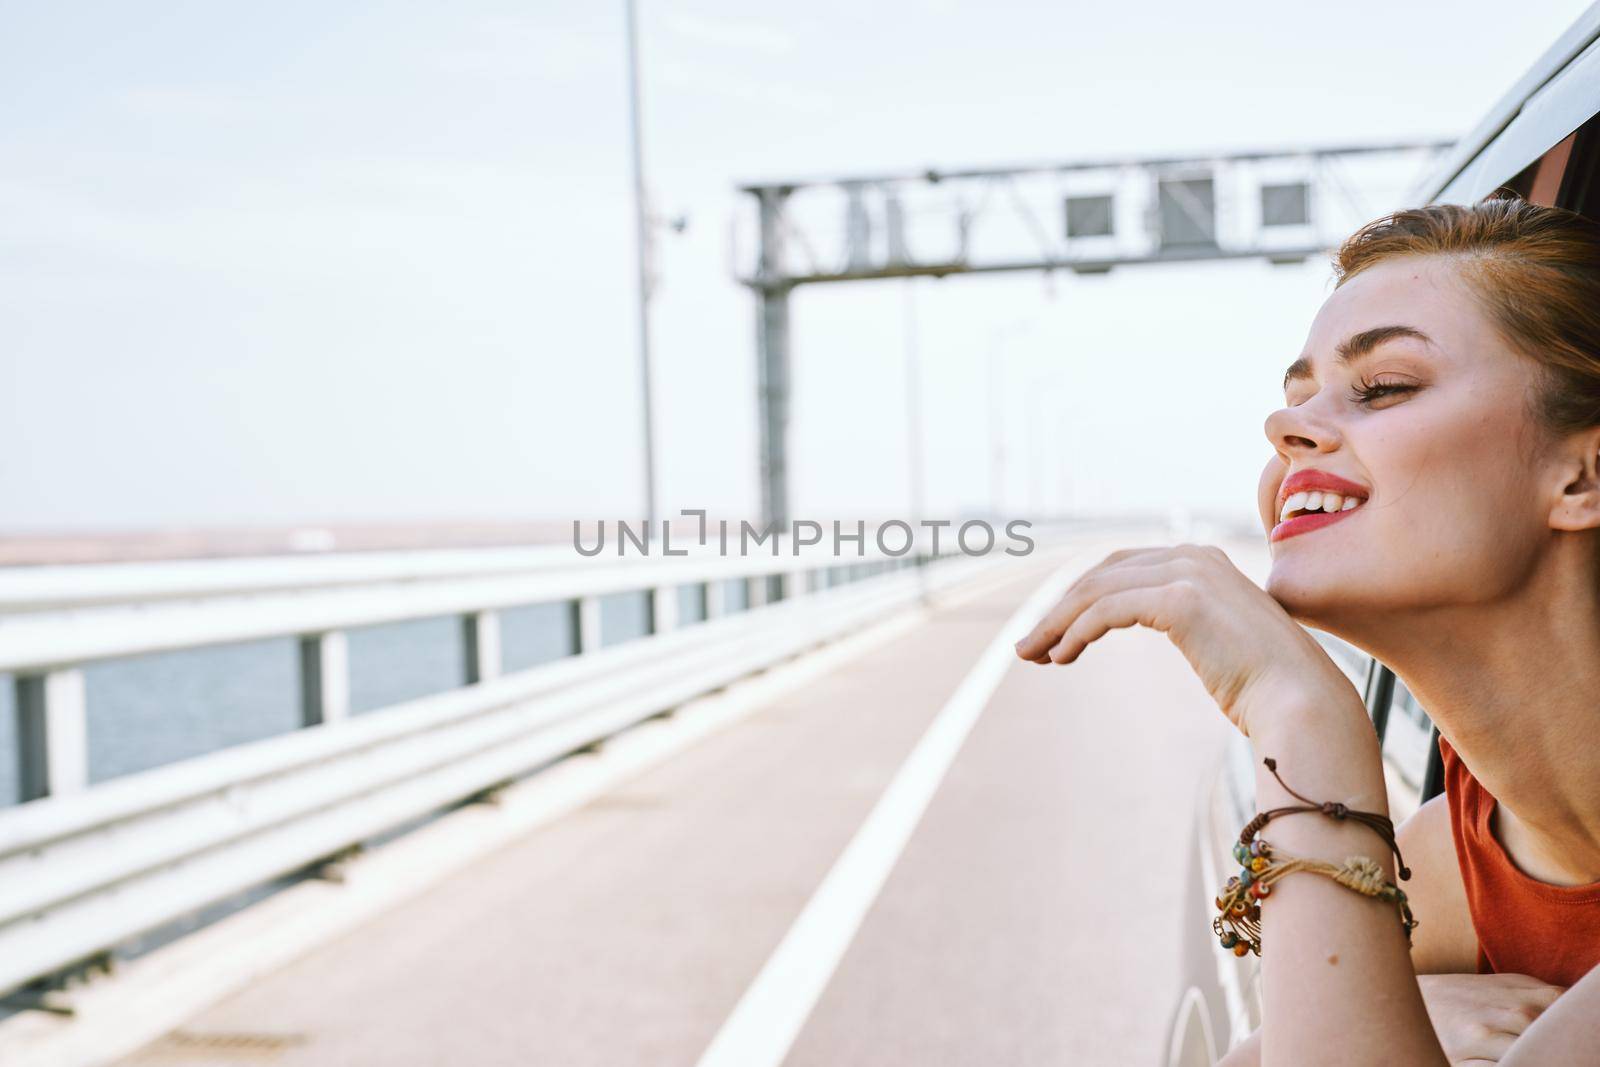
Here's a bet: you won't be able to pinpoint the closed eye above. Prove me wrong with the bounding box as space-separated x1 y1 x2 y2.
1350 381 1418 406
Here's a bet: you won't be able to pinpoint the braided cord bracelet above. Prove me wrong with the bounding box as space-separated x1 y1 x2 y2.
1212 757 1417 958
1213 837 1417 957
1242 757 1411 881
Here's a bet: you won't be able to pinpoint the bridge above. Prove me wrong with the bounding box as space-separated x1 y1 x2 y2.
0 523 1272 1066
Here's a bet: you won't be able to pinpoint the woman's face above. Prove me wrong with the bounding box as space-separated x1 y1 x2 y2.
1258 254 1554 631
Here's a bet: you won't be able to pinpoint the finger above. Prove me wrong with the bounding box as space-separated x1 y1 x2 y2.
1041 565 1195 664
1098 545 1166 567
1011 549 1169 659
1504 987 1564 1028
1013 557 1187 661
1519 983 1566 1012
1488 972 1564 992
1459 1028 1517 1059
1046 581 1194 664
1485 1007 1540 1036
1484 973 1565 1014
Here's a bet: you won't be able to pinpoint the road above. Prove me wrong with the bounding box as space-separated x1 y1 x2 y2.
114 538 1259 1066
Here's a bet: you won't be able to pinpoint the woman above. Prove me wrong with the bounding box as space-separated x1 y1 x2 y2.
1013 196 1600 1065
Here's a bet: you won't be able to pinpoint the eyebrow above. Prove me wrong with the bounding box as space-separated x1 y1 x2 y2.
1282 325 1436 390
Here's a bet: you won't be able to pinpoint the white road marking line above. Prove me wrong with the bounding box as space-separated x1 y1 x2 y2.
693 559 1087 1067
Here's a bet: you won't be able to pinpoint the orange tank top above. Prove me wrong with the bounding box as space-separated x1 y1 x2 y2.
1439 733 1600 986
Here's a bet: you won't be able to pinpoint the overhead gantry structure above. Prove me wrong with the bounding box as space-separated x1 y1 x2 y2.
736 141 1450 528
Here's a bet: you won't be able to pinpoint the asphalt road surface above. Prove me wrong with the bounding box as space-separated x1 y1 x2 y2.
116 539 1258 1067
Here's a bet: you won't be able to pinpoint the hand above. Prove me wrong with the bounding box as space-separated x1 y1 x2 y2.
1419 973 1564 1065
1011 544 1360 740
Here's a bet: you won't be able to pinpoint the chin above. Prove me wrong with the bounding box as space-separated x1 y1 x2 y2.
1263 555 1367 636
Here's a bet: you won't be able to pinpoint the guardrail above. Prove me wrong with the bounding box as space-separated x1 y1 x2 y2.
0 532 958 800
0 534 994 998
0 543 585 614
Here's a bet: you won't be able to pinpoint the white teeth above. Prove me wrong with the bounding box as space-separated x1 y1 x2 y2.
1278 488 1366 523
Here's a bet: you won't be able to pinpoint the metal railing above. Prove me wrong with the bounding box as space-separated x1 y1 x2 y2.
0 544 586 614
0 534 990 998
0 534 955 798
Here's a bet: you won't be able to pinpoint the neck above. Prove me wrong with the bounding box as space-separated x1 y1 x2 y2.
1340 546 1600 885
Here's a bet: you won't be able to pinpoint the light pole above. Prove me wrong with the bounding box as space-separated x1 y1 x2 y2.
1026 377 1050 519
903 280 926 526
904 280 929 598
987 338 1004 519
986 319 1033 519
623 0 657 534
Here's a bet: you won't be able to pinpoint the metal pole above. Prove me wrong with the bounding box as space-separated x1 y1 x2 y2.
986 321 1030 519
988 334 1004 518
1027 380 1044 518
755 189 793 529
903 280 926 526
904 280 930 598
623 0 657 532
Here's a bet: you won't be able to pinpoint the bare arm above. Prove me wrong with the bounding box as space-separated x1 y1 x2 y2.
1246 710 1578 1064
1215 787 1556 1066
1247 702 1446 1066
1010 546 1579 1064
1220 974 1564 1067
1217 794 1556 1066
1501 964 1600 1065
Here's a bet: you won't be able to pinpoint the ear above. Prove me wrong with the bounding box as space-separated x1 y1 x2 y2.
1549 426 1600 532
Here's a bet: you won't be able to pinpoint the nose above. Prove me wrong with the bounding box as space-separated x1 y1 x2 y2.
1263 396 1342 459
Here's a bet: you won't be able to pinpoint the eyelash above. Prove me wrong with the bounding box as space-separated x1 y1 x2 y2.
1349 380 1417 406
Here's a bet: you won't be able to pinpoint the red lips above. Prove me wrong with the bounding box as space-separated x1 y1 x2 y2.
1271 507 1360 543
1271 468 1372 544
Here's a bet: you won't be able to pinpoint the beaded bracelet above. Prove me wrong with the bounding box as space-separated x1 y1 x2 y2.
1212 835 1417 957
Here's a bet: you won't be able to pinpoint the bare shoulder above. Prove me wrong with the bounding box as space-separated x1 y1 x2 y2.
1396 793 1479 974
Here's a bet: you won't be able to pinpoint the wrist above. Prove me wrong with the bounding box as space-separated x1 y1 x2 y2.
1247 696 1388 818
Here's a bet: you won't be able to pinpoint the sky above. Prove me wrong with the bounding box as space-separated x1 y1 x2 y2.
0 0 1591 533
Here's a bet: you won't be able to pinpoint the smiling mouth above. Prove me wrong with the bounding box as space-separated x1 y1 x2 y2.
1271 494 1366 543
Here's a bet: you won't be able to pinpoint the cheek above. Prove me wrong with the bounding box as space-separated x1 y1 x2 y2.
1412 411 1546 582
1371 407 1529 547
1257 456 1286 529
1267 407 1539 615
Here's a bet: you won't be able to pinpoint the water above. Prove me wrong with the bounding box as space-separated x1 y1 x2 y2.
347 616 468 716
0 584 735 809
87 637 303 782
500 601 580 673
717 577 751 613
